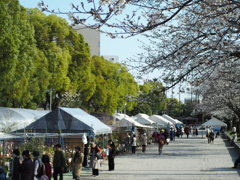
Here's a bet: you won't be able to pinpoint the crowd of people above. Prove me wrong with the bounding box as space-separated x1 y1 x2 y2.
123 125 219 156
8 144 71 180
9 145 57 180
2 125 234 179
7 140 117 180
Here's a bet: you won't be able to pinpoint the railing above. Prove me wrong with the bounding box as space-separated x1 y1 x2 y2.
224 132 240 152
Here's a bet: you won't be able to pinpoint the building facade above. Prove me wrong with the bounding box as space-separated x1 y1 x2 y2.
72 26 100 56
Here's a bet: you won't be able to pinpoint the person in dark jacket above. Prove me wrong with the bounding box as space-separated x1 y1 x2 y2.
170 127 175 142
232 155 240 168
89 143 101 177
158 132 166 155
18 150 34 180
184 126 190 138
125 133 130 152
209 130 215 144
162 129 169 145
108 140 115 171
11 149 21 180
0 166 7 180
53 144 66 180
82 144 89 168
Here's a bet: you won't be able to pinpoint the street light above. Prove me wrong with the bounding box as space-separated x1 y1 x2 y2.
124 103 127 118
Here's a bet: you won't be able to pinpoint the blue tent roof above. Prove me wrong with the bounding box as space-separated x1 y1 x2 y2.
24 107 112 134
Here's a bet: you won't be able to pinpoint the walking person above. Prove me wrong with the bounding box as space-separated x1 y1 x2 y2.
125 133 130 152
176 127 179 138
192 127 196 136
38 154 52 180
162 129 169 145
32 151 41 180
180 126 183 138
89 143 101 177
131 134 137 154
196 127 199 137
53 144 66 180
82 144 89 168
71 146 84 180
10 149 21 180
141 133 148 153
158 132 166 155
152 130 159 145
206 126 211 143
209 130 215 144
184 126 190 138
170 127 175 142
107 140 115 171
18 150 34 180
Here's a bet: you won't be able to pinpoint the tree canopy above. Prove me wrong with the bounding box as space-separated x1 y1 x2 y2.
0 1 140 115
195 62 240 121
39 1 240 92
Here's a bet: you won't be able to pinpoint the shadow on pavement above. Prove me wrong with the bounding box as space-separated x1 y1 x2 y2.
200 167 235 171
221 137 240 176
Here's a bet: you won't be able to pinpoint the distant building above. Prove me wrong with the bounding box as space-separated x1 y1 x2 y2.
184 97 201 104
102 55 119 63
72 26 100 56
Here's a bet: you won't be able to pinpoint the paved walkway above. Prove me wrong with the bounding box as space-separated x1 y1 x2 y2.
63 132 240 180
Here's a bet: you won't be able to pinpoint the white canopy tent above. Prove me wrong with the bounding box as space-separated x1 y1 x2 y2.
112 117 152 128
113 113 129 120
134 113 149 118
149 115 173 127
134 114 155 125
162 114 183 124
0 107 49 132
175 119 183 124
201 118 227 130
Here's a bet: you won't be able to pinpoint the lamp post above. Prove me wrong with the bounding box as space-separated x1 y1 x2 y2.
50 88 52 111
124 103 127 118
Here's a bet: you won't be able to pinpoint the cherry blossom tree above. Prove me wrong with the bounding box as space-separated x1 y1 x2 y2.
39 0 240 91
128 0 240 90
194 61 240 130
39 0 194 38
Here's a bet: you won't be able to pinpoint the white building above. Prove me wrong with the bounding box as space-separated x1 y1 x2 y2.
72 26 100 56
73 26 120 63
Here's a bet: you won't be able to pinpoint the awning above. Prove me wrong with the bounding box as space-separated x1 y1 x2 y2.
0 132 21 140
113 117 152 128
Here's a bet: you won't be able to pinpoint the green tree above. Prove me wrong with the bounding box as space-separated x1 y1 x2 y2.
27 9 93 109
0 1 38 108
85 56 139 114
166 98 181 117
128 79 166 116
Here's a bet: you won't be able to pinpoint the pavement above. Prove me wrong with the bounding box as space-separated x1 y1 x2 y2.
62 131 240 180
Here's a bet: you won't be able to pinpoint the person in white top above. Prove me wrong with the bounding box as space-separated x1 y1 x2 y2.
131 135 137 154
32 151 41 180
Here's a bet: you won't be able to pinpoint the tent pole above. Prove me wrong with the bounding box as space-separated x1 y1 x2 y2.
2 140 5 157
103 134 105 148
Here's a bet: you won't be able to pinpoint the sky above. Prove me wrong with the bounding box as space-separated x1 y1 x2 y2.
19 0 190 102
